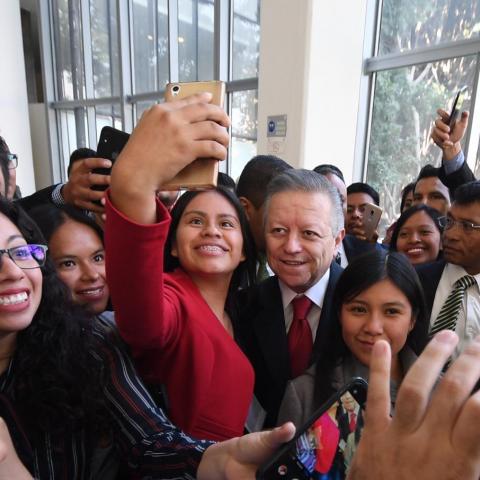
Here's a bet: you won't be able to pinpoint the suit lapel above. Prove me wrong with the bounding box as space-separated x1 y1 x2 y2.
253 277 291 384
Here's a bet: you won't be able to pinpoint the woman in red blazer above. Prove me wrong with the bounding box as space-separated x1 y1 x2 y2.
105 95 257 441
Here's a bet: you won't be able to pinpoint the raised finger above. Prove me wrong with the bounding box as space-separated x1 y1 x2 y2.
190 140 228 162
426 336 480 430
437 108 449 121
364 340 391 433
452 389 480 463
393 330 458 432
83 157 111 170
434 118 450 134
89 173 111 187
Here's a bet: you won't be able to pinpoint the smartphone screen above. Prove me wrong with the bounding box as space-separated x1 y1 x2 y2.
257 379 367 480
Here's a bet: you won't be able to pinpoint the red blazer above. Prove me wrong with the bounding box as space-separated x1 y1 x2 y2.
105 195 254 441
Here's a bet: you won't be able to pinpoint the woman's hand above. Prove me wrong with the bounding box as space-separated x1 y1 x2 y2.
110 92 230 224
197 423 295 479
0 418 32 480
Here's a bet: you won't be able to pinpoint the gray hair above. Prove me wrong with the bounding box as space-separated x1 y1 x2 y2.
264 168 344 235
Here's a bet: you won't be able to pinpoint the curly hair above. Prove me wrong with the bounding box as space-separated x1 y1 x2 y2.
0 199 109 437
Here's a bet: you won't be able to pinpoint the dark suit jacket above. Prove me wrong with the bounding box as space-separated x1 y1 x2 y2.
15 184 57 212
438 160 475 197
342 234 387 264
235 262 343 427
411 260 447 354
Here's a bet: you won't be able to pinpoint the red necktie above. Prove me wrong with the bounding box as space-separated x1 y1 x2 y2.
288 295 313 378
349 412 357 432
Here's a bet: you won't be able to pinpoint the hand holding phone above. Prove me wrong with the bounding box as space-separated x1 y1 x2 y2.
448 86 467 128
362 203 382 242
257 378 368 480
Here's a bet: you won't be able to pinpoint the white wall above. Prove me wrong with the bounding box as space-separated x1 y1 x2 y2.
0 0 36 195
257 0 369 183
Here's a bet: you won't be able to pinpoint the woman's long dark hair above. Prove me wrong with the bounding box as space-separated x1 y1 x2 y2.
0 199 108 437
164 186 257 294
313 250 427 406
390 204 443 254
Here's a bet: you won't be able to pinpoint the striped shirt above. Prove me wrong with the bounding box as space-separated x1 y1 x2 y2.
3 315 212 479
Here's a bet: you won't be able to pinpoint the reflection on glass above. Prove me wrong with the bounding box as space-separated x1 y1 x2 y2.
366 55 477 232
230 90 258 180
232 0 260 80
90 0 120 98
379 0 480 55
52 0 85 101
132 0 169 94
178 0 214 81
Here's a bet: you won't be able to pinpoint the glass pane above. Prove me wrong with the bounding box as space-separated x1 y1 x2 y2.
178 0 214 81
52 0 85 101
232 0 260 80
366 56 477 235
90 0 120 98
57 108 89 175
132 0 169 94
95 105 122 141
230 90 258 180
379 0 480 55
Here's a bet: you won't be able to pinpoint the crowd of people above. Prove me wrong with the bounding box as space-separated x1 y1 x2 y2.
0 91 479 479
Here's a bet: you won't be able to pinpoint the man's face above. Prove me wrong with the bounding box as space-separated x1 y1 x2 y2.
345 192 375 234
265 191 343 293
442 202 480 275
413 177 450 215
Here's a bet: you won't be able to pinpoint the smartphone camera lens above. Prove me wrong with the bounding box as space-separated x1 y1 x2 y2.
172 85 180 96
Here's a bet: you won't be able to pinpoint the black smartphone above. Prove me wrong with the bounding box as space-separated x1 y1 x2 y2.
257 378 368 480
91 126 131 192
448 86 467 128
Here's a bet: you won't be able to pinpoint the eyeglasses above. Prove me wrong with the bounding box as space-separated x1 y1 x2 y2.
0 153 18 169
438 216 480 233
0 244 48 269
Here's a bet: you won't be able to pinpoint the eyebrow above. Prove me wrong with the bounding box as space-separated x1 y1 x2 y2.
184 210 239 220
6 234 25 245
346 299 407 308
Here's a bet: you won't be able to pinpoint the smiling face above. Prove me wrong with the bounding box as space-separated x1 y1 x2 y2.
340 278 414 367
171 191 245 280
49 219 109 314
395 210 441 265
0 213 42 339
265 191 343 293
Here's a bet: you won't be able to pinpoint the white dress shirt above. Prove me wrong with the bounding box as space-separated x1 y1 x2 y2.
278 268 331 340
337 241 349 268
429 263 480 359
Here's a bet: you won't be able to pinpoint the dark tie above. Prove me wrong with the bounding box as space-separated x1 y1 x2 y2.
430 275 476 337
335 252 342 265
288 295 313 378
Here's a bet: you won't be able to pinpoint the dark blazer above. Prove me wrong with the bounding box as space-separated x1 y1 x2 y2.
411 260 447 354
235 262 343 427
438 160 476 197
16 184 57 212
342 234 386 264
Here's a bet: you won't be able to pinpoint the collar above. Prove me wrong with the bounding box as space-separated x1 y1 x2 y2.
278 268 331 310
444 263 480 290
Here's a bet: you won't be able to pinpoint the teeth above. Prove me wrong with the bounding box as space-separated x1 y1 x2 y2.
284 261 303 265
198 245 223 253
407 248 423 254
0 292 28 305
80 288 102 296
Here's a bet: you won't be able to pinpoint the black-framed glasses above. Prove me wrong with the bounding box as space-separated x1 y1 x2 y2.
0 153 18 169
0 244 48 269
439 216 480 233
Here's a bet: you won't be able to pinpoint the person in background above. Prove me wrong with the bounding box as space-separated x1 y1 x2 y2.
389 204 443 266
278 250 425 428
346 182 380 243
218 171 236 192
313 164 347 214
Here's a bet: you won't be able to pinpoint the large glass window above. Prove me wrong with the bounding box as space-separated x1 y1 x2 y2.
364 0 480 233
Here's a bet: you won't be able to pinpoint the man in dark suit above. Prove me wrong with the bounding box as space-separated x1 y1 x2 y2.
237 169 345 427
413 181 480 357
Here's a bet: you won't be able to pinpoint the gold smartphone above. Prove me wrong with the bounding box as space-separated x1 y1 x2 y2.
362 202 382 241
163 80 226 190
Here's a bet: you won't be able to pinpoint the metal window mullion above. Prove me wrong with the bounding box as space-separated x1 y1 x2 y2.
193 0 199 79
214 0 230 82
80 0 97 148
366 37 480 74
465 53 480 171
117 0 133 132
154 0 160 90
168 0 179 82
38 0 63 183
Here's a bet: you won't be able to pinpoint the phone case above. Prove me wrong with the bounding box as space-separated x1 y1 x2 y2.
163 81 226 190
362 203 382 241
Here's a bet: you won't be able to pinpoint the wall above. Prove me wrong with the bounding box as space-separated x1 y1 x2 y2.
0 0 36 195
257 0 369 184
